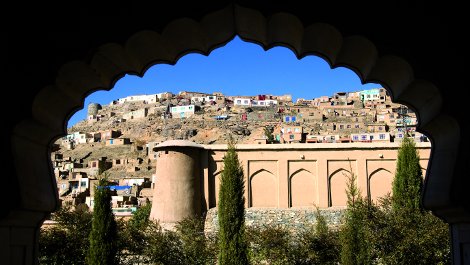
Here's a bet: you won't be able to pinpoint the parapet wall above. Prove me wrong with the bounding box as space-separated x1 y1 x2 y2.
151 140 431 225
203 142 431 209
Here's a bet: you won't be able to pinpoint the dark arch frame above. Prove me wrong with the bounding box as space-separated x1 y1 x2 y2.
4 3 469 264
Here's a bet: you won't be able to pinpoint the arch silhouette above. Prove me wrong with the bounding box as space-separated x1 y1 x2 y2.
7 4 467 263
21 6 453 215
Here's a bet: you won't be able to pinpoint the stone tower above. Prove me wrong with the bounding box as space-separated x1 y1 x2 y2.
87 103 102 116
149 140 205 224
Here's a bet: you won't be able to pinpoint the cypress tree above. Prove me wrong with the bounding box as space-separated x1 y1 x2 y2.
373 136 451 264
87 178 118 265
218 138 249 265
339 167 371 265
392 137 423 212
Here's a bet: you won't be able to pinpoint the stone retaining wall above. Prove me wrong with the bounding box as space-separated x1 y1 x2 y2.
204 207 346 234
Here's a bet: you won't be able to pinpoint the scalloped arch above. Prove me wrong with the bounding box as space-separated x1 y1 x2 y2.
13 4 459 217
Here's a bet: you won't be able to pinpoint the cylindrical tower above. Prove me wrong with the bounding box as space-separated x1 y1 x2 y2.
87 103 102 116
150 140 204 224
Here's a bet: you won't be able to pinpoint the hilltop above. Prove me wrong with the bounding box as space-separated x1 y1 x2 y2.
51 89 427 206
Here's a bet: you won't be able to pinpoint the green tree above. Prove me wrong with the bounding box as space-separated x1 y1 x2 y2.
39 204 92 265
246 224 290 265
176 215 216 265
143 221 185 265
264 126 274 143
306 207 340 264
368 136 451 264
218 138 249 265
118 202 152 264
392 137 424 212
128 202 151 230
87 178 118 265
339 168 372 265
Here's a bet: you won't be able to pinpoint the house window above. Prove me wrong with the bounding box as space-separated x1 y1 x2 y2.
287 128 292 133
81 181 87 187
355 124 360 128
236 100 241 104
289 134 295 140
339 125 344 129
379 134 386 139
353 135 359 141
347 125 351 129
379 126 383 131
294 128 300 133
361 135 367 140
244 100 249 104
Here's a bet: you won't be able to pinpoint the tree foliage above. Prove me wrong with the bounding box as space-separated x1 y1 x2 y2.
371 137 451 264
392 137 423 212
87 178 118 265
339 167 372 265
128 201 151 230
218 137 249 265
264 126 275 143
246 224 291 265
175 215 217 265
39 204 92 265
369 197 451 265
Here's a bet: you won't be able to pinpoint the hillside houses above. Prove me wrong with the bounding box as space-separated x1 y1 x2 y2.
56 87 429 214
68 88 427 148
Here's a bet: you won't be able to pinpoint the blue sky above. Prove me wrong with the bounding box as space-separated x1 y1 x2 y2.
68 36 380 127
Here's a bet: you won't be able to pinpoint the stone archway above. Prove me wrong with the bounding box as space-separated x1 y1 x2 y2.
8 4 466 263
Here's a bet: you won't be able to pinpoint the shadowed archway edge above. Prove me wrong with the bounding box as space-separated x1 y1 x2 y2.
11 4 465 227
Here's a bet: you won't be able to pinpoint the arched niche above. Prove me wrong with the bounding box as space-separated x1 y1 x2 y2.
250 169 276 207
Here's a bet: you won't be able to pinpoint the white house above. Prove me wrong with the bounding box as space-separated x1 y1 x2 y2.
170 105 196 118
117 94 160 104
252 99 278 107
233 98 252 107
